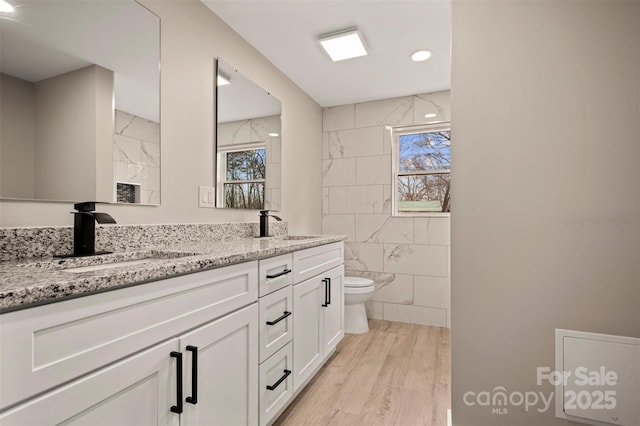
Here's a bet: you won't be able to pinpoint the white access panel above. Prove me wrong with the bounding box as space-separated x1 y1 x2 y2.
555 329 640 426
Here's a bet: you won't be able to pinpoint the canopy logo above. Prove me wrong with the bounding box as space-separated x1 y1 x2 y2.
462 366 618 415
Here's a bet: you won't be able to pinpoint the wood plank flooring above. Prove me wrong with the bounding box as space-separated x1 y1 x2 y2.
274 319 451 426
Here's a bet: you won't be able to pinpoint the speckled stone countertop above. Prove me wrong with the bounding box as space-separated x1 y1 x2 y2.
0 235 346 313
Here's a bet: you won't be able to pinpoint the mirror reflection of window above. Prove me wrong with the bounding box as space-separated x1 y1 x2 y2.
220 146 266 209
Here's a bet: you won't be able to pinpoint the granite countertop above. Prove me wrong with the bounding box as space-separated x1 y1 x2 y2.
0 235 346 313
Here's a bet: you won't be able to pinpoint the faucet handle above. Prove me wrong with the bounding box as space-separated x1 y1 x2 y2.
74 201 97 212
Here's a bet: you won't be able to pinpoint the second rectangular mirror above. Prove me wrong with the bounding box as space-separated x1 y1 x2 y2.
216 58 281 210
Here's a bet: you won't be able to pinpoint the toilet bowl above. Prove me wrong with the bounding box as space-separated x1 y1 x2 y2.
344 277 375 334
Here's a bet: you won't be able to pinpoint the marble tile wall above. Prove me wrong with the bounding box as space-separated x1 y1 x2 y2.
113 110 160 204
322 90 452 328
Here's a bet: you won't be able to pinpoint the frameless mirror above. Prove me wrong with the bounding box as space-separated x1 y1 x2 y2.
216 58 281 210
0 0 160 205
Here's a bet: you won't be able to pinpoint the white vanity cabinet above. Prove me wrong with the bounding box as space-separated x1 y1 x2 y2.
0 304 258 426
0 240 344 426
0 262 259 425
292 242 344 392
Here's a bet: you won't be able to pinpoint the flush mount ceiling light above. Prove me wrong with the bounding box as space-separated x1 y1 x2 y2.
0 0 14 13
424 113 437 118
268 132 279 137
318 28 368 62
217 72 231 86
411 49 432 62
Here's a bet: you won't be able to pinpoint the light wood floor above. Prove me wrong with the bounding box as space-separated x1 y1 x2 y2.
274 319 451 426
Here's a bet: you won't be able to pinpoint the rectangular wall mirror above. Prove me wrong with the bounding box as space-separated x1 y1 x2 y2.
0 0 160 205
216 58 281 211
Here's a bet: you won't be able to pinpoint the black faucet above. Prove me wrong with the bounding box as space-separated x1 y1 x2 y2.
70 202 116 257
259 210 282 238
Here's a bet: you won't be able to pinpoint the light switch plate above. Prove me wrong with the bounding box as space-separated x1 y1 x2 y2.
199 185 215 208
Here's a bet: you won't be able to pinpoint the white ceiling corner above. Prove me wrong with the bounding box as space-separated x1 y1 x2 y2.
202 0 451 108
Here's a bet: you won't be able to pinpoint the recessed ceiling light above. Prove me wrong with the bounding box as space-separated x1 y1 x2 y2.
0 0 14 13
217 73 231 86
318 28 368 62
424 113 437 118
411 50 432 62
268 132 279 137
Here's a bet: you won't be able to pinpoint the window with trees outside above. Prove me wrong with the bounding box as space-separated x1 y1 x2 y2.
219 145 266 209
392 123 451 215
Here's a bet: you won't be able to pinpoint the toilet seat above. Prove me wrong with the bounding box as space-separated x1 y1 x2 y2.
344 285 374 294
344 277 374 288
344 277 374 295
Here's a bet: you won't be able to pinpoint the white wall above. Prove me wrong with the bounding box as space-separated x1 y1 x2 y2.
0 0 322 234
0 73 35 198
33 65 113 202
451 1 640 425
322 91 451 327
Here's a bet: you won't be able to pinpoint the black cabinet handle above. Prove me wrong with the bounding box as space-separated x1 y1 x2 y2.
186 345 198 405
170 351 183 414
321 278 329 307
266 311 291 326
266 369 292 391
266 268 292 279
327 277 331 305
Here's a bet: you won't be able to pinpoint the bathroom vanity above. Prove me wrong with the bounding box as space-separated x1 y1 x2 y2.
0 235 345 426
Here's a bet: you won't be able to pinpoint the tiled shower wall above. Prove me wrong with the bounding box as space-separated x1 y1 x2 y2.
321 90 451 328
113 110 160 204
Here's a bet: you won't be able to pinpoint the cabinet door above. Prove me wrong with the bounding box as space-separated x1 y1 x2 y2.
0 339 179 426
180 303 259 426
292 277 323 392
322 265 344 357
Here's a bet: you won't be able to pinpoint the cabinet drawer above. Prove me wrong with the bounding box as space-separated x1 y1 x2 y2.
0 261 258 410
259 285 293 363
293 242 344 284
259 342 293 426
259 253 293 297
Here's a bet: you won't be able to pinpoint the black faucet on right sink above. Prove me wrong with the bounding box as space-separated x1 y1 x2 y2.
259 210 282 238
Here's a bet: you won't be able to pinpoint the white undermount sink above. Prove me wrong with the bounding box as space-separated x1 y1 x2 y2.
61 258 161 273
281 235 321 240
17 250 196 273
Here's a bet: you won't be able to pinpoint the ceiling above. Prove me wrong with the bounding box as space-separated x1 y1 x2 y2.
202 0 451 108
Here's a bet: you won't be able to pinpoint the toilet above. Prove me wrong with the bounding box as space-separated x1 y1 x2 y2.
344 277 375 334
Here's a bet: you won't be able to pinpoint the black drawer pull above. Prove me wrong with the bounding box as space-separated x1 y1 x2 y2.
186 345 198 405
327 277 332 305
266 311 291 326
321 278 329 307
266 369 292 391
266 268 292 279
170 351 183 414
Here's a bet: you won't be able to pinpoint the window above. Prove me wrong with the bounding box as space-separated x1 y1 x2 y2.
217 144 265 209
392 123 451 215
